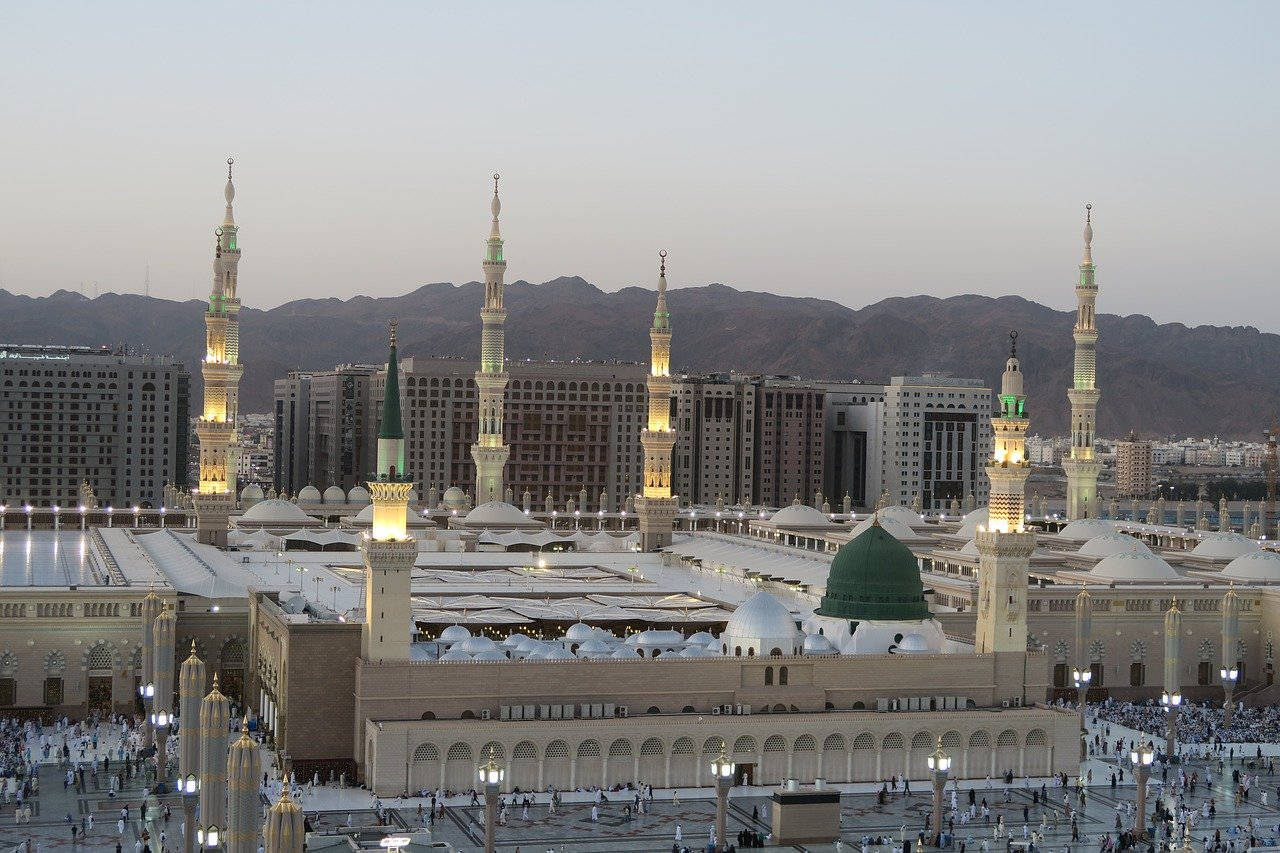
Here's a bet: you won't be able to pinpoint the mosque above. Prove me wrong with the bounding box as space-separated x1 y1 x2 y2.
1 167 1274 847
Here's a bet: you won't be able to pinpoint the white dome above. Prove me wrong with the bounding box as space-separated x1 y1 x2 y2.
767 504 834 528
1091 550 1180 581
1057 518 1117 543
501 632 529 648
563 623 596 641
634 629 684 647
958 538 980 558
878 504 924 528
297 485 322 502
464 501 531 526
802 633 835 654
575 638 613 654
1079 533 1153 559
239 499 317 525
611 646 641 659
439 647 472 661
472 648 509 661
541 647 576 661
323 485 346 503
849 514 915 542
347 485 370 505
956 507 989 538
1192 533 1261 561
442 487 467 510
685 631 715 646
723 592 800 656
680 645 718 657
437 625 471 643
1222 549 1280 582
455 635 499 654
897 633 931 653
240 483 264 503
514 637 544 654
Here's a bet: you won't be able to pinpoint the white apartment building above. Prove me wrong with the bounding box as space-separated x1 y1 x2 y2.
881 375 991 511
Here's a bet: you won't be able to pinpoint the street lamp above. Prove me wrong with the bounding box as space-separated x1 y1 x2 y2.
710 747 735 852
927 738 951 847
1221 666 1239 725
150 709 171 728
1129 741 1154 836
1161 691 1182 759
1072 667 1091 759
478 747 505 853
180 774 199 853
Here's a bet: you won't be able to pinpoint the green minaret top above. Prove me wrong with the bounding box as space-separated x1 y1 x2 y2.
380 319 404 441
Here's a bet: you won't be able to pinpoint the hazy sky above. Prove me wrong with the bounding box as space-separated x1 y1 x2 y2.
3 2 1277 328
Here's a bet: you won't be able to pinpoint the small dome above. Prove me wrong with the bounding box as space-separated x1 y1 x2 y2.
442 487 467 510
472 648 509 661
1191 533 1261 561
848 513 915 542
958 539 980 558
955 507 989 538
802 633 835 654
437 625 471 644
464 501 531 526
896 633 931 653
323 485 346 503
347 485 371 505
767 504 834 528
438 647 472 661
635 629 684 647
685 631 715 646
680 645 718 657
541 647 576 661
818 522 929 621
878 504 924 528
1222 550 1280 583
297 485 322 503
611 646 641 659
1091 550 1179 581
501 632 530 648
1079 533 1153 559
1057 518 1116 543
575 638 613 654
563 623 596 641
455 635 499 654
239 499 317 525
723 592 800 655
240 483 264 504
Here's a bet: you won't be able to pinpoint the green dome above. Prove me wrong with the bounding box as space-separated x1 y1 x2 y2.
816 521 930 622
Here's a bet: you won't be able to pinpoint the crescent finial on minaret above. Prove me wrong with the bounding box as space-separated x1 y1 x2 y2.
1009 330 1018 358
491 172 501 222
389 318 397 348
1082 203 1093 263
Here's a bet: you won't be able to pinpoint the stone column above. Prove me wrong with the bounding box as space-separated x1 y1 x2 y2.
262 786 305 853
227 717 262 853
152 605 177 786
199 674 232 844
179 642 206 782
140 590 162 748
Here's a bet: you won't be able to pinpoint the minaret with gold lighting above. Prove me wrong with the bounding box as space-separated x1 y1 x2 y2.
361 321 417 662
636 251 678 551
470 174 511 504
1063 204 1102 519
194 159 245 546
975 332 1035 656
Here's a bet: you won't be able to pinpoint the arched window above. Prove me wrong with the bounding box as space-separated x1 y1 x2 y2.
779 666 789 686
764 667 773 686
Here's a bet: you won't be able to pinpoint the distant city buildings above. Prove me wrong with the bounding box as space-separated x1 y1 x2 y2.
0 344 189 508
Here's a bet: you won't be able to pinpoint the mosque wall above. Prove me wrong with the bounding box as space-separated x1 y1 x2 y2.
360 705 1080 796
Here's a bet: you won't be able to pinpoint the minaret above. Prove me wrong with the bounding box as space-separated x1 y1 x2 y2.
1063 204 1102 519
263 785 305 853
198 674 232 846
361 321 417 662
975 332 1035 657
194 159 245 546
178 641 206 782
471 173 511 504
226 717 262 853
636 251 678 551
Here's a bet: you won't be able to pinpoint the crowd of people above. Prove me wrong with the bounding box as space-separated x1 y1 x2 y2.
1092 697 1280 749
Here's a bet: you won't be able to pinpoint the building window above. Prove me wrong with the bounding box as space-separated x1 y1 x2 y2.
44 677 63 706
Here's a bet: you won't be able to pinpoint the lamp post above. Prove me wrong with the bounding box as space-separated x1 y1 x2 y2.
927 738 951 847
1161 690 1182 760
711 747 735 852
1072 667 1091 760
1129 741 1154 837
478 747 505 853
180 773 199 853
1221 666 1238 725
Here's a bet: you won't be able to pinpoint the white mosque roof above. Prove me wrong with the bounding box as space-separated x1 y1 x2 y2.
766 504 835 528
958 538 980 558
1078 533 1152 559
956 507 988 539
849 513 915 542
563 622 596 641
723 591 800 642
347 485 370 505
281 529 361 548
472 648 510 661
1191 533 1261 561
442 487 467 509
297 485 322 502
239 499 317 525
1056 518 1117 543
323 485 346 503
464 501 536 527
1090 549 1180 581
240 483 264 501
437 625 471 643
802 632 836 653
439 647 473 661
877 504 926 528
1221 550 1280 583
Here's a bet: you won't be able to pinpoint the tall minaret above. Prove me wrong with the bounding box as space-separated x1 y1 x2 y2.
361 321 417 662
975 332 1035 657
194 159 245 546
1063 204 1101 519
471 173 511 504
636 251 678 551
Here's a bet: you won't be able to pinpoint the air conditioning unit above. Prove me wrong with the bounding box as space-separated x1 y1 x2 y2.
480 709 491 720
722 704 734 715
1012 696 1023 707
618 706 628 717
741 704 751 715
500 706 511 721
711 706 722 715
1001 699 1010 709
735 704 744 715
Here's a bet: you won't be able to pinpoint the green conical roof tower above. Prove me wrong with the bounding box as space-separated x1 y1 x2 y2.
375 319 406 479
816 518 930 622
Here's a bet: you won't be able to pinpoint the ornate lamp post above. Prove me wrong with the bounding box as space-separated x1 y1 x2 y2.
1072 667 1091 759
478 747 505 853
1130 740 1154 837
1161 690 1182 760
927 738 951 847
1220 666 1238 725
181 773 199 853
711 747 736 852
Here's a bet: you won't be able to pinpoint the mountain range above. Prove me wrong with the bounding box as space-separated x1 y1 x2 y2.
1 278 1275 440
